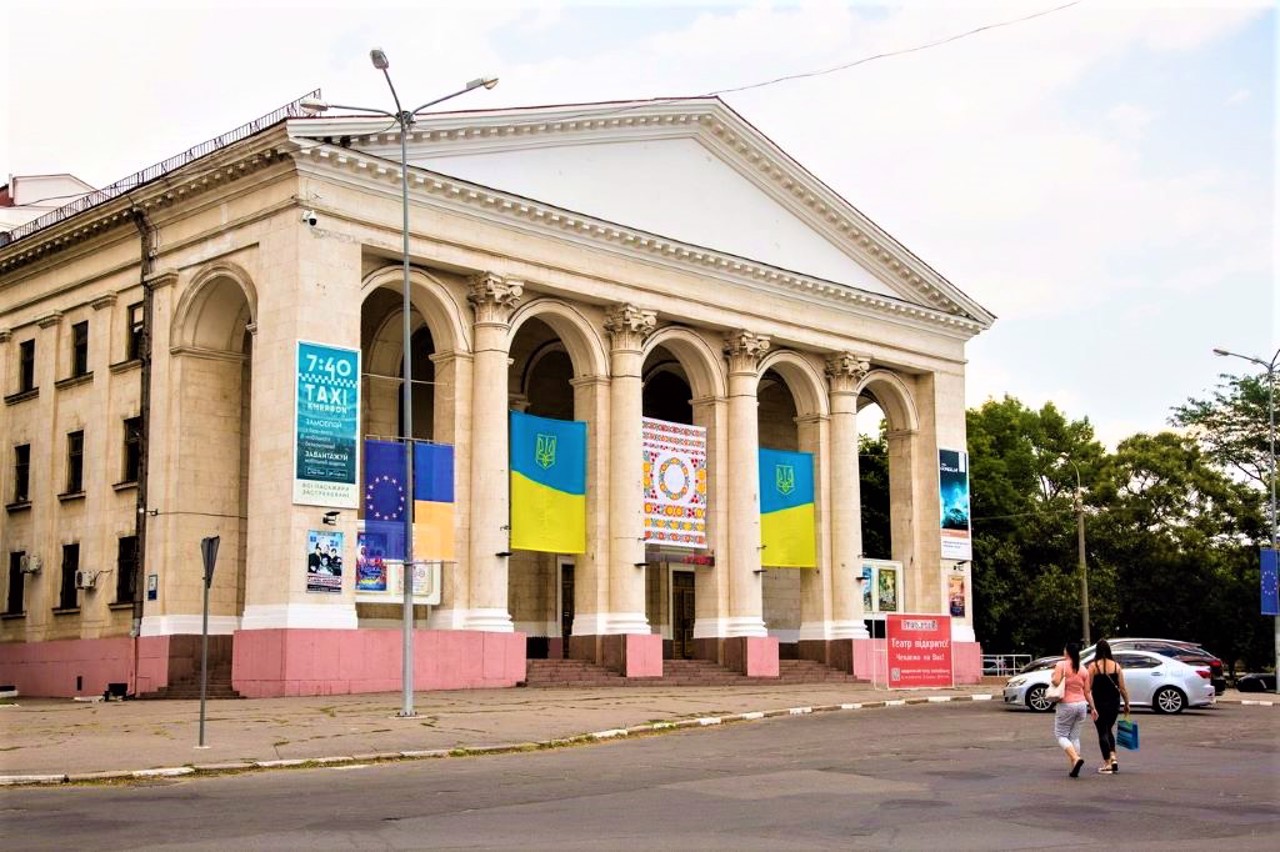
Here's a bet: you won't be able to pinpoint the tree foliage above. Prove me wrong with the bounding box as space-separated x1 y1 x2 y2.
966 396 1269 671
1171 371 1274 491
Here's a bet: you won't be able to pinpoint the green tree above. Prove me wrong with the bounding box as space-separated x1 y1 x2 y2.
1171 371 1274 493
858 434 891 560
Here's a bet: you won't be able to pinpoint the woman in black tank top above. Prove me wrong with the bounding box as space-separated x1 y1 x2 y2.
1088 639 1132 773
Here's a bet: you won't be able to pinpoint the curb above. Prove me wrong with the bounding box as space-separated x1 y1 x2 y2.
2 692 1272 788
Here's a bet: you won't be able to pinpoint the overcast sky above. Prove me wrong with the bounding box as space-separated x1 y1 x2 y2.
4 0 1275 447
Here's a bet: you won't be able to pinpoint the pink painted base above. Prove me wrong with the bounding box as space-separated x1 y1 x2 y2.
0 636 172 698
231 629 527 698
724 636 780 677
852 639 984 685
620 633 663 678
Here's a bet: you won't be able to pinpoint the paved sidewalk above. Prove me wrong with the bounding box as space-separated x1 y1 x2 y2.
1 683 1270 786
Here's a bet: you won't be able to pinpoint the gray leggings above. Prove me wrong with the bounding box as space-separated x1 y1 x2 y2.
1054 701 1089 751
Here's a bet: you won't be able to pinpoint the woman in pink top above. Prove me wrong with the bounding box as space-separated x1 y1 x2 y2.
1051 640 1095 777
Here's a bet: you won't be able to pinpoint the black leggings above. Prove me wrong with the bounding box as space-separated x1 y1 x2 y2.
1094 703 1119 760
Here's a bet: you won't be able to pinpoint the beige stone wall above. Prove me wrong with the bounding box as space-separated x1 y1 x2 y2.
2 127 980 652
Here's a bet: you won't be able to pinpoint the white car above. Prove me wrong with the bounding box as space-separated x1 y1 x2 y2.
1002 650 1216 714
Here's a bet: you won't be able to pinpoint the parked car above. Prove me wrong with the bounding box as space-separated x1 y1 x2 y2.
1084 638 1226 696
1003 649 1216 714
1235 672 1277 693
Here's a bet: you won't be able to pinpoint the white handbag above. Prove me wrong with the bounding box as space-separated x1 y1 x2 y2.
1046 674 1066 702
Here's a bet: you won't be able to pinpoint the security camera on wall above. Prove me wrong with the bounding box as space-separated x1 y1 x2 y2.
301 209 318 226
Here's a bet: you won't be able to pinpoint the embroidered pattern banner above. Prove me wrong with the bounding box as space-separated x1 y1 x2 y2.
510 410 587 554
642 417 707 549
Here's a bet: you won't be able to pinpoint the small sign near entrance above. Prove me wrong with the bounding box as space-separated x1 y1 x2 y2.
886 613 952 689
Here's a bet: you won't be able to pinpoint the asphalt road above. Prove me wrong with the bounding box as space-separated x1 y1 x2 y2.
4 702 1277 850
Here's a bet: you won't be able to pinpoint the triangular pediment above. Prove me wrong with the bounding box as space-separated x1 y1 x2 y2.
295 98 992 326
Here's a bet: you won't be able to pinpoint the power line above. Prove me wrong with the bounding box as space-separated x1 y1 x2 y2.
714 0 1087 97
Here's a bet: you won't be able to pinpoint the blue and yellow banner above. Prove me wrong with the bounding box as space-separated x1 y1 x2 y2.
510 410 587 554
759 448 816 568
413 443 455 562
363 439 455 563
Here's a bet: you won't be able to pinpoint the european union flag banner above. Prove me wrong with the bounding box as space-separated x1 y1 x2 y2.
510 410 587 554
413 443 455 562
759 448 816 568
1262 548 1279 617
364 439 407 561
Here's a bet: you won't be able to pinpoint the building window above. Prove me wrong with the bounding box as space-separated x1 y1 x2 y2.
127 302 145 361
65 430 85 494
18 339 36 392
13 444 30 503
116 536 138 604
122 417 142 484
71 321 90 377
59 543 79 609
6 551 24 615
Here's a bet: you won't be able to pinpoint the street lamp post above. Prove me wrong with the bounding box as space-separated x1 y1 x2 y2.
1213 347 1279 696
302 51 497 717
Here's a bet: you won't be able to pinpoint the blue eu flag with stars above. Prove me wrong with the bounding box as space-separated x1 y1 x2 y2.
1262 548 1279 617
364 439 407 561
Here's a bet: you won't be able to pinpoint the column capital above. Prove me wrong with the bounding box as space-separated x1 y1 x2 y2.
825 352 872 392
145 270 180 290
724 330 770 374
0 329 10 344
467 272 523 325
36 310 64 329
604 303 656 351
90 292 118 311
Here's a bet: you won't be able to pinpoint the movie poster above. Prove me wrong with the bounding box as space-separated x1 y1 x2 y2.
305 529 344 594
356 531 388 592
877 569 898 612
939 449 973 560
948 572 966 618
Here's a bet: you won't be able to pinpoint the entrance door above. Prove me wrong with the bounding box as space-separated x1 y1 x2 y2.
672 571 695 659
560 563 575 659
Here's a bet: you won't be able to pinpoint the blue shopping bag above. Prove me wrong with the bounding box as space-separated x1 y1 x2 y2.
1116 717 1139 751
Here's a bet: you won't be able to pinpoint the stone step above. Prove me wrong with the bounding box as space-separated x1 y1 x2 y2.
523 657 865 688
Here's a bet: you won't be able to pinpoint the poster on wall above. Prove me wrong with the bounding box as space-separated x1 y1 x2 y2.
293 341 361 508
877 569 898 612
938 449 973 560
886 613 953 688
356 531 388 592
306 529 344 594
642 417 707 549
948 572 966 618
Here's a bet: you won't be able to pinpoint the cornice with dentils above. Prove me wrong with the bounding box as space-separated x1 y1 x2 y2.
299 97 994 328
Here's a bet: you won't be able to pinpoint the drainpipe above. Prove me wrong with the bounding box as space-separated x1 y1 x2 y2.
130 208 156 696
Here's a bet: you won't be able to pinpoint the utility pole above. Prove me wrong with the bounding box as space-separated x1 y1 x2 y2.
1076 478 1089 645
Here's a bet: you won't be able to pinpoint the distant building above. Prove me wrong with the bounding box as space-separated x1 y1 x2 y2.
0 174 95 231
0 95 993 697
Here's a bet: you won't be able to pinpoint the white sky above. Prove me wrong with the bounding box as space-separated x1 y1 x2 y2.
4 0 1275 448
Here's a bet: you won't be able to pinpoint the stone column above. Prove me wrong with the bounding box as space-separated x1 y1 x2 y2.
597 304 660 675
464 272 522 632
721 330 776 675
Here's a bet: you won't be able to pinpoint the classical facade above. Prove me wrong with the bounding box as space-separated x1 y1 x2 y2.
0 96 994 697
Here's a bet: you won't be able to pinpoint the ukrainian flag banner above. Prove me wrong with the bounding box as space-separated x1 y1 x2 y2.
510 410 587 553
759 448 816 568
412 443 455 561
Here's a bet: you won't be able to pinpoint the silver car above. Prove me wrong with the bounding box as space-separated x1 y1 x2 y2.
1002 650 1216 714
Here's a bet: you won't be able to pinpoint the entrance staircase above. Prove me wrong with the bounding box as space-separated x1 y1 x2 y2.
138 664 243 700
523 657 863 688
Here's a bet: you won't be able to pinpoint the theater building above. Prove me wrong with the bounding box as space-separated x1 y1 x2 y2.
0 95 994 698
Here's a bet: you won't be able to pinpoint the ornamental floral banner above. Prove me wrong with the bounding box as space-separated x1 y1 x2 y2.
642 417 707 549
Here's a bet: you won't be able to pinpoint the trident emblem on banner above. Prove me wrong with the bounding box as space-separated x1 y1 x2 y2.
775 464 795 495
535 433 558 469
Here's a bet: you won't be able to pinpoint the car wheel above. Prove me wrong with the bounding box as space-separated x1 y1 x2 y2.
1153 686 1186 714
1026 684 1054 712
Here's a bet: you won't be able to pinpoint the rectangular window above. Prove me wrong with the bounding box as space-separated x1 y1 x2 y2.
19 339 36 392
122 417 142 483
13 444 30 503
71 321 90 377
59 543 79 609
116 536 138 603
66 430 85 494
127 302 145 361
6 551 24 615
